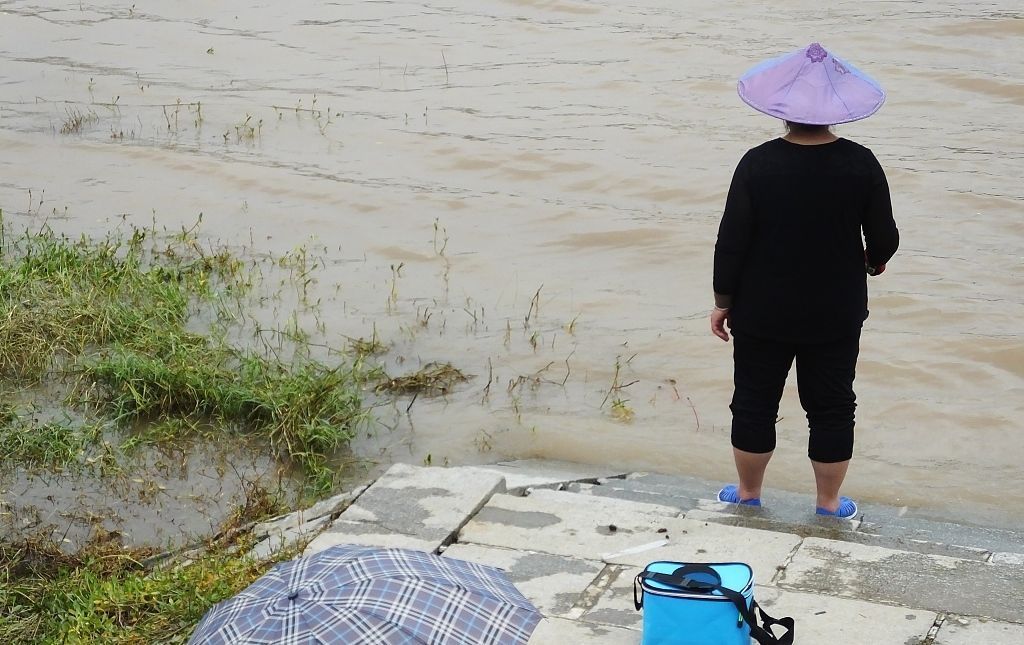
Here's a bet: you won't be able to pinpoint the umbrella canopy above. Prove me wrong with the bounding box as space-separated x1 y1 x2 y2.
737 42 885 125
189 544 542 645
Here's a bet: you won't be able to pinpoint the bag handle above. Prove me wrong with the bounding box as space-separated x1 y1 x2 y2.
635 570 794 645
643 565 722 592
634 564 720 610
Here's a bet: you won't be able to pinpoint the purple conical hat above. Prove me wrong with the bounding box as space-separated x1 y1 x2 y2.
737 43 885 125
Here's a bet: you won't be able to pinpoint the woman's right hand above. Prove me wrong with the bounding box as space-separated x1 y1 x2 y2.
865 250 887 275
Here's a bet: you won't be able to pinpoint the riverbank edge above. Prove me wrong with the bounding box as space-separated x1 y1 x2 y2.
240 459 1024 644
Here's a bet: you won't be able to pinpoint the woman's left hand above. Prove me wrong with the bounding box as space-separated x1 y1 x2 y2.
711 307 731 342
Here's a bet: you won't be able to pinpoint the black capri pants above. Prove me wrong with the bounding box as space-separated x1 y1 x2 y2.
730 330 860 463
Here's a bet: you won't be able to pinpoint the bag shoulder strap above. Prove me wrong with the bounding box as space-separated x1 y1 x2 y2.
636 571 794 645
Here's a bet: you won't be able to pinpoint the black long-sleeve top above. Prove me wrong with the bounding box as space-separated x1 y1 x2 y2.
713 138 899 343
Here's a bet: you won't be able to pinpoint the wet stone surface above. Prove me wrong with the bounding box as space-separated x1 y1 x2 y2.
780 537 1024 623
305 463 504 555
934 616 1024 645
442 543 605 618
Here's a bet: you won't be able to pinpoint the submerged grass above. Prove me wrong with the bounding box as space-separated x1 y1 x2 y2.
0 415 104 470
83 344 371 492
0 211 371 494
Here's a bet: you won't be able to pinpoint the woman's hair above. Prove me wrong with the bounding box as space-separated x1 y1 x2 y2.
784 121 833 134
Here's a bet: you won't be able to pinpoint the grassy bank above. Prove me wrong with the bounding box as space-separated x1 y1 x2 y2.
0 493 291 644
0 212 383 642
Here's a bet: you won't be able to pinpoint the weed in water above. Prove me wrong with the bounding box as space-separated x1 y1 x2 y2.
386 262 404 312
376 362 468 397
234 114 262 142
566 313 581 335
60 107 98 134
610 397 635 422
473 428 494 452
523 285 542 329
601 354 639 414
347 326 387 359
432 218 448 256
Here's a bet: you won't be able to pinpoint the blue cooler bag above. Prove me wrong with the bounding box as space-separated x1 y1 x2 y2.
633 561 793 645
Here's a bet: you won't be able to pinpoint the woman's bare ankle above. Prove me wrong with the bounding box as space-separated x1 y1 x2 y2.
816 495 841 511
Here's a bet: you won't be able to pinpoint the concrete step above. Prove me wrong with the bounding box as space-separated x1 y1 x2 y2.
295 460 1024 642
457 484 1024 627
566 472 1024 561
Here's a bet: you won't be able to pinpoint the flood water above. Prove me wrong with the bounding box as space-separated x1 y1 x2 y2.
1 0 1022 539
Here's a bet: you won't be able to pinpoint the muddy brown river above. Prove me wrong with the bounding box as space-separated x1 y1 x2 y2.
1 1 1022 543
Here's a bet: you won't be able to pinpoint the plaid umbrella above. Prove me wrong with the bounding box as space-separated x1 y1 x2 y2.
189 544 542 644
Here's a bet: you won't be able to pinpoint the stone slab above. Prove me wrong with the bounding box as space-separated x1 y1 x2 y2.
248 514 331 560
991 551 1024 565
574 472 1024 555
304 520 439 556
253 485 367 538
460 490 798 579
935 615 1024 644
584 523 800 633
459 489 683 561
321 463 504 549
755 586 935 645
472 459 629 494
578 566 647 630
527 617 638 645
568 472 713 514
684 508 993 562
582 573 937 642
601 521 802 585
442 543 605 618
780 537 1024 623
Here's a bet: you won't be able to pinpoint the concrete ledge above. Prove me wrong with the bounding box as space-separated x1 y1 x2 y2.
468 459 629 494
459 489 682 561
755 586 936 645
935 615 1024 644
304 463 504 556
253 485 367 537
248 515 331 560
991 552 1024 565
582 576 938 643
271 461 1024 641
780 537 1024 622
601 520 801 582
303 521 441 555
685 508 994 562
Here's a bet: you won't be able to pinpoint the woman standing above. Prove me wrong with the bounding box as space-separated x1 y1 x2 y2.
711 43 899 519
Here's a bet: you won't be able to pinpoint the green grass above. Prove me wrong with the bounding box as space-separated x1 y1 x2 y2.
0 415 104 470
84 346 371 492
0 525 293 644
0 211 372 494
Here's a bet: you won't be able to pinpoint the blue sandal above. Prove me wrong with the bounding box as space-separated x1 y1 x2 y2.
717 484 761 507
816 496 858 519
